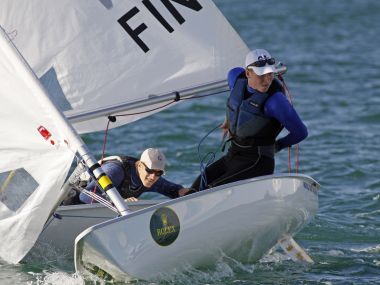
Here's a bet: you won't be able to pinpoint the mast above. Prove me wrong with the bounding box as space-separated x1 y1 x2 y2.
0 27 129 216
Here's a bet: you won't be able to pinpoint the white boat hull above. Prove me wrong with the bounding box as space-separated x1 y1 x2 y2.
74 174 319 281
28 200 162 258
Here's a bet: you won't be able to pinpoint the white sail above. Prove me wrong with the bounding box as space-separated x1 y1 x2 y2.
0 0 249 133
0 23 130 263
0 28 77 263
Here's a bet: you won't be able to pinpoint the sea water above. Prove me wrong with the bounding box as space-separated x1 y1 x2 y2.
1 0 379 284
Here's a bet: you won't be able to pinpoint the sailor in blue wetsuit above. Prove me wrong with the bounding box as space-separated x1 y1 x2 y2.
79 148 189 203
191 49 308 190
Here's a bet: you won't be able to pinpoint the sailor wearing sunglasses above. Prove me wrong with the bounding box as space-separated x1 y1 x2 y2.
191 49 308 191
78 148 189 204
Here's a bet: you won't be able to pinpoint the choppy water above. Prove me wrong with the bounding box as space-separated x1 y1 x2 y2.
1 0 380 284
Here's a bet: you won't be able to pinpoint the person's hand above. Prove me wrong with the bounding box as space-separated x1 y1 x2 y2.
126 197 139 202
220 117 230 139
179 188 199 196
178 188 190 197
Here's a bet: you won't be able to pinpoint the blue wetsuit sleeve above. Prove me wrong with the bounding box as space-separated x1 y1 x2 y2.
79 162 125 204
227 67 245 89
149 177 184 199
264 92 308 150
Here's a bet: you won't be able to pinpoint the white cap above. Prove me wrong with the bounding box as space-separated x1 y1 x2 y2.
140 148 166 171
245 49 275 76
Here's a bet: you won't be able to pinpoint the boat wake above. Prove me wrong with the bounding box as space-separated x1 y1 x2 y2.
27 271 84 285
20 247 293 285
23 241 72 266
351 244 380 254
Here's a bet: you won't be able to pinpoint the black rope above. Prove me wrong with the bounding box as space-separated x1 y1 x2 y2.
98 89 227 187
106 89 225 120
198 123 227 190
180 90 227 101
115 100 176 117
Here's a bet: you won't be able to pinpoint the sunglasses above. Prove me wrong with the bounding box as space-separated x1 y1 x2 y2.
141 162 164 177
248 58 275 68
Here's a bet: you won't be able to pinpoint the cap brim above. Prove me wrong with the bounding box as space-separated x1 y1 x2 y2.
144 161 165 171
250 65 275 76
151 164 165 172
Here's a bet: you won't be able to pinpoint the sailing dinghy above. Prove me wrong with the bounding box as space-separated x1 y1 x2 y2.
0 0 320 281
1 0 251 257
75 174 318 281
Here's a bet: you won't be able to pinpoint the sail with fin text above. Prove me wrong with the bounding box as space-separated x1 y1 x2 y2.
0 0 248 133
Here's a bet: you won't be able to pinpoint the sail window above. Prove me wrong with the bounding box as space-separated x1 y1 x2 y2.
98 0 113 9
40 67 72 112
0 168 38 212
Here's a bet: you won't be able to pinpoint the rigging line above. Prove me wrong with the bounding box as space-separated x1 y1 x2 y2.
41 212 116 234
197 123 226 190
98 90 227 191
278 74 299 173
90 119 112 204
81 189 118 212
101 120 112 163
41 215 56 234
115 99 176 117
180 90 227 100
49 214 116 219
296 144 299 174
90 183 97 204
99 88 226 163
110 90 226 118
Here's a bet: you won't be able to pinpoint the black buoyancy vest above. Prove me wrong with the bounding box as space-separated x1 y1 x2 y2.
103 156 146 199
226 72 284 146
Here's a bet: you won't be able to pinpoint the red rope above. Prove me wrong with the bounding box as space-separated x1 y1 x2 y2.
88 94 221 203
96 82 301 179
296 144 299 174
100 120 111 163
90 120 111 204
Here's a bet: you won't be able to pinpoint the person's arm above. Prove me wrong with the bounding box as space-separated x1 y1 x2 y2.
264 92 308 152
79 162 125 203
151 177 186 199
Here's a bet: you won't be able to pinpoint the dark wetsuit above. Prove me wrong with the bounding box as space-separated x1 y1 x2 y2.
191 67 308 190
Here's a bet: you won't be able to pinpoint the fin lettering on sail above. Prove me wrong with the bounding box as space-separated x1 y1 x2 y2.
118 0 203 53
118 7 149 53
142 0 175 33
161 0 203 24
